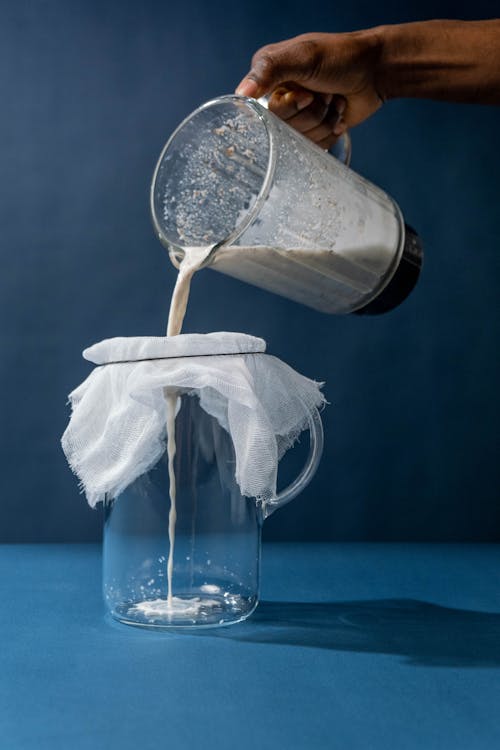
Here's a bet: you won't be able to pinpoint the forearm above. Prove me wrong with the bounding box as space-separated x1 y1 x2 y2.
374 19 500 105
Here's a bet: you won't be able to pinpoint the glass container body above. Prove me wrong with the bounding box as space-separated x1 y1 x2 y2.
152 95 405 314
103 394 261 629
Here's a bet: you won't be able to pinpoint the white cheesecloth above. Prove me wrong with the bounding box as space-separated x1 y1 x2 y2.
61 332 325 507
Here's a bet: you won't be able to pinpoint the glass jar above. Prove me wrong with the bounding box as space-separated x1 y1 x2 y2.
103 392 323 629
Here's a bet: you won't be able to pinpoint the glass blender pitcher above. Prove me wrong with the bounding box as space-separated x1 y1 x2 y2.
151 95 422 315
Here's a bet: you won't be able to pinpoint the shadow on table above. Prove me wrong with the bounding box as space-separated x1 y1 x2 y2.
211 599 500 667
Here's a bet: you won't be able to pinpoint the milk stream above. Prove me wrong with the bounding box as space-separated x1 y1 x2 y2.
163 247 212 609
166 247 212 338
165 391 177 607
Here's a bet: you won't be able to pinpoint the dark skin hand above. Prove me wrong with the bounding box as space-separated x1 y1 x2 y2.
236 20 500 149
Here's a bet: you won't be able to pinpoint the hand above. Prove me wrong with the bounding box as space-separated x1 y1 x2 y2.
236 31 384 150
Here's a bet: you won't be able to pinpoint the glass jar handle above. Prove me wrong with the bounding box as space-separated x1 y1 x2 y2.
256 95 351 166
262 407 324 520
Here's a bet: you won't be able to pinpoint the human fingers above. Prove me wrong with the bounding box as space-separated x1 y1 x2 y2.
266 85 315 119
300 96 346 143
272 92 331 133
269 89 346 145
288 94 346 137
316 130 346 151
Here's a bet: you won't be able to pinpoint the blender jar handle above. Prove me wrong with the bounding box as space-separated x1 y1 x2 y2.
262 407 324 520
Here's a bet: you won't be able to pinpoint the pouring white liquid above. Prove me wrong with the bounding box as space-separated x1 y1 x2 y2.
165 247 212 605
166 247 212 338
133 247 212 619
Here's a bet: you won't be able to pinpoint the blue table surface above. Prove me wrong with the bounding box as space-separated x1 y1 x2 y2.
1 543 500 750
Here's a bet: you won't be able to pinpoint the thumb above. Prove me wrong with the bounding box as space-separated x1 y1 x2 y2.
236 38 323 98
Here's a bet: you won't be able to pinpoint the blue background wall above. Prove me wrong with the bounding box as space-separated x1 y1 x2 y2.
1 0 498 542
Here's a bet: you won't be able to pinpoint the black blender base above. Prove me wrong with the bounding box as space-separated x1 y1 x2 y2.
354 224 423 315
